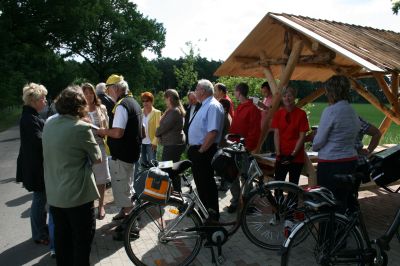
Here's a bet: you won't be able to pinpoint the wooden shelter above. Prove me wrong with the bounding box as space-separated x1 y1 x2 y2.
214 13 400 151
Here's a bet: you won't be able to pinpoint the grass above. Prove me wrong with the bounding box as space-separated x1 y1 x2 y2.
0 106 21 132
305 103 400 145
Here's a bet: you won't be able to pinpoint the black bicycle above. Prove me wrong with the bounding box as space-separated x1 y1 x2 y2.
124 135 306 265
280 174 400 266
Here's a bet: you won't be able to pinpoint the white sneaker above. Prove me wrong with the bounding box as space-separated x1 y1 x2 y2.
50 250 56 258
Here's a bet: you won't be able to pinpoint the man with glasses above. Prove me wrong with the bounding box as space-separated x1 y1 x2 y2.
188 79 224 221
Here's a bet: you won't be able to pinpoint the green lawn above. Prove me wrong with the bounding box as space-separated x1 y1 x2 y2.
0 107 21 132
305 103 400 145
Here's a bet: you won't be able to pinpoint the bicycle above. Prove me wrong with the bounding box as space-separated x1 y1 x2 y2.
124 135 305 265
280 174 400 266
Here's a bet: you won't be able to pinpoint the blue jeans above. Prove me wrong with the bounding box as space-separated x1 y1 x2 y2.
134 144 156 177
31 191 48 241
49 209 55 251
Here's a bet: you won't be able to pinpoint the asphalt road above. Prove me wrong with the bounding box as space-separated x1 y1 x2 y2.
0 126 54 265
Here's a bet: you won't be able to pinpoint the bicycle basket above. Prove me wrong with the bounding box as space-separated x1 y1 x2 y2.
138 167 172 204
211 148 239 183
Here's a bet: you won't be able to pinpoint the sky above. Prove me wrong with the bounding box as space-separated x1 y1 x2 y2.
134 0 400 61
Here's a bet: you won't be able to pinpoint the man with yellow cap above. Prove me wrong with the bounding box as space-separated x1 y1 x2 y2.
97 74 143 221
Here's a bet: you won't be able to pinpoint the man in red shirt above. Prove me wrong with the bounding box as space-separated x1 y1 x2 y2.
214 83 235 118
226 82 261 212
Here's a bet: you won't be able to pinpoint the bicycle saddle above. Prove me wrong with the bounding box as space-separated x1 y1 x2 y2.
303 187 339 211
163 160 192 176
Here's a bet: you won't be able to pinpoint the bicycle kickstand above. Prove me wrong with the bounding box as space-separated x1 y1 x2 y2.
206 236 226 265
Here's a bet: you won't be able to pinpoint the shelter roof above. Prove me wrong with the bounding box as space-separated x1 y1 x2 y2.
215 13 400 81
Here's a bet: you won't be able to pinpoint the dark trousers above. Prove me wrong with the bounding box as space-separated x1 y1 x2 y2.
188 144 219 220
274 161 304 185
162 144 186 192
317 160 357 213
50 202 96 266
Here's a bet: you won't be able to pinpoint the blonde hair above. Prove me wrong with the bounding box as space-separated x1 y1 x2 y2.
164 89 186 116
22 83 48 106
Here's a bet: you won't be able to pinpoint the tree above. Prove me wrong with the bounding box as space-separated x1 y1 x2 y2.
392 0 400 14
174 42 199 95
42 0 166 84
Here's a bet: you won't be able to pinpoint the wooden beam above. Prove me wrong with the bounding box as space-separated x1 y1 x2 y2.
391 71 399 107
254 39 304 153
263 66 278 94
350 79 400 125
373 72 399 114
278 39 304 89
237 52 334 67
296 88 325 108
378 72 400 136
378 116 392 136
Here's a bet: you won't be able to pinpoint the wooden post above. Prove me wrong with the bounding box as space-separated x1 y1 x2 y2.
255 39 304 153
350 79 400 125
379 116 392 136
263 67 279 94
373 73 399 114
376 72 399 136
297 87 325 108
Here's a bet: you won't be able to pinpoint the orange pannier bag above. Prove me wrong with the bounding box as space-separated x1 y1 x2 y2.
139 167 172 204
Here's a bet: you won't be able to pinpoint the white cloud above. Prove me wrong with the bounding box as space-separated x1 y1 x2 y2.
135 0 400 60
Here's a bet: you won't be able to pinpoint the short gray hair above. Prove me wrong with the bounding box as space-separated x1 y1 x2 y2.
22 83 48 105
115 80 130 94
197 79 214 95
96 82 106 94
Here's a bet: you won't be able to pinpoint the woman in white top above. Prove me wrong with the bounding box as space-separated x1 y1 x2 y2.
82 83 111 220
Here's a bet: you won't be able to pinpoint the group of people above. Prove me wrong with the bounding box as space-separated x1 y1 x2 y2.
16 73 381 265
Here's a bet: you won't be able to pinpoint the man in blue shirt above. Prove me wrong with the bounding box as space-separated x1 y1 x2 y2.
188 79 224 221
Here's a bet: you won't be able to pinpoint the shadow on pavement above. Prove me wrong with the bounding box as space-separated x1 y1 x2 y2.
20 208 30 218
5 193 32 207
0 177 16 184
0 239 49 265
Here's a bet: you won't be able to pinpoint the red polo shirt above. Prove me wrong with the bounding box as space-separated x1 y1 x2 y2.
222 94 235 118
230 99 261 151
271 106 309 163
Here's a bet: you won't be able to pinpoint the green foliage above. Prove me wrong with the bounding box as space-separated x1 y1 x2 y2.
153 91 167 112
0 107 21 132
216 76 267 108
173 42 198 95
392 0 400 14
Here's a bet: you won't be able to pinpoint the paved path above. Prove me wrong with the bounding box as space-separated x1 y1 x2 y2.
0 126 399 265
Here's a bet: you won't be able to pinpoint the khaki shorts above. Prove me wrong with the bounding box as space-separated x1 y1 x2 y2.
109 159 134 208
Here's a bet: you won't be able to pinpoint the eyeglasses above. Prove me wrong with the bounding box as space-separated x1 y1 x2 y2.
142 99 150 103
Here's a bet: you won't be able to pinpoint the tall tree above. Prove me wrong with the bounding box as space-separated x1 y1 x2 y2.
174 42 199 94
42 0 166 85
392 0 400 14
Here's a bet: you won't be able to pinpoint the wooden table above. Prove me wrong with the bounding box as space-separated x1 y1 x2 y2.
254 151 318 186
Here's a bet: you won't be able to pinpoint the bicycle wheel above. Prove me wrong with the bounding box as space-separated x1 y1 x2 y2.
241 181 305 250
124 198 203 266
281 213 364 266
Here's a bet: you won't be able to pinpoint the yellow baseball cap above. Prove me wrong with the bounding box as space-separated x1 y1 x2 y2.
106 74 124 86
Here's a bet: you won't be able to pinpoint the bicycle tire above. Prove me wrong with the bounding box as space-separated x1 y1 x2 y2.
124 198 203 266
241 181 305 250
281 212 364 266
